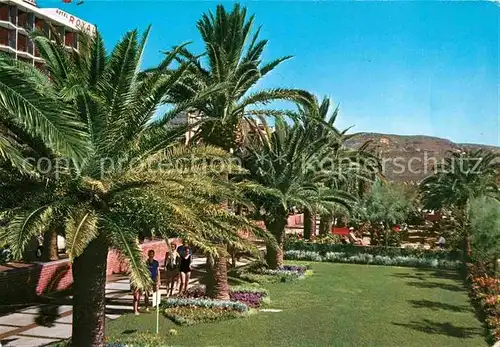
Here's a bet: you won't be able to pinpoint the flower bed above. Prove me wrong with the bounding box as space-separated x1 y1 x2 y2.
49 333 169 347
284 250 462 270
162 298 249 326
467 263 500 344
236 263 311 284
285 240 462 261
180 285 270 308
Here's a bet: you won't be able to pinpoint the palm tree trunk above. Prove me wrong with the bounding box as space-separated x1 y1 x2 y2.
71 232 109 347
205 245 230 300
265 212 287 269
303 208 314 240
319 213 333 236
42 228 58 262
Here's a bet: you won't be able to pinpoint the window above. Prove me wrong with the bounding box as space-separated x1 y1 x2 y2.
0 5 8 22
64 31 73 47
18 10 27 28
17 34 28 52
35 17 46 32
0 27 8 46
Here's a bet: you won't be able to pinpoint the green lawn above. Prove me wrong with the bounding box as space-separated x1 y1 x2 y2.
106 263 487 347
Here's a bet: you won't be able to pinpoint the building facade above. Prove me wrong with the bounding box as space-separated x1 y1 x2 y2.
0 0 94 69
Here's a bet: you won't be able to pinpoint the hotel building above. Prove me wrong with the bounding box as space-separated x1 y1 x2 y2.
0 0 94 69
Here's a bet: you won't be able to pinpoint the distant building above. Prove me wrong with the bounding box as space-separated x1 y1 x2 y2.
380 137 390 145
0 0 94 69
167 109 202 144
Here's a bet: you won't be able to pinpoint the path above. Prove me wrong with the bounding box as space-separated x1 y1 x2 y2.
0 256 248 346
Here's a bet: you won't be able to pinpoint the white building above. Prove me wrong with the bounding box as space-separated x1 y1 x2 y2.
0 0 94 69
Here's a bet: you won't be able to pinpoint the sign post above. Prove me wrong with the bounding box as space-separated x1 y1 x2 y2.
153 290 161 334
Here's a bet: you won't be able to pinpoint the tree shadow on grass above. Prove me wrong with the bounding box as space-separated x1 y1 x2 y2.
415 268 464 281
408 299 472 313
391 272 428 281
405 281 464 292
393 319 482 339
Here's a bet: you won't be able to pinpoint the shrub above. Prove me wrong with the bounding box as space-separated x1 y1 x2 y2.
467 263 500 344
162 298 248 326
163 298 248 312
106 333 169 346
234 262 310 284
284 250 461 270
284 250 323 262
49 333 169 347
284 240 462 261
180 285 270 308
314 234 341 244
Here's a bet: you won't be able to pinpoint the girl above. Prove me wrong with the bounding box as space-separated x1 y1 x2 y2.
164 242 180 296
178 245 192 295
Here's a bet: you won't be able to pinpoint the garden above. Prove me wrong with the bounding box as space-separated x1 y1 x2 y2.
106 263 487 347
0 2 498 347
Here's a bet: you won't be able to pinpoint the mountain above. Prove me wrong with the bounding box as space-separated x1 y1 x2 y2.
344 132 500 182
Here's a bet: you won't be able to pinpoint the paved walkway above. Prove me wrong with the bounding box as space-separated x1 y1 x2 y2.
0 256 243 346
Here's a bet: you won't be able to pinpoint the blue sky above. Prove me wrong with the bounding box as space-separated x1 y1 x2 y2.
40 0 499 146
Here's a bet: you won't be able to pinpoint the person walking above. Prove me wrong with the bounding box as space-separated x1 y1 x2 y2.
164 242 180 296
144 249 160 311
178 245 192 295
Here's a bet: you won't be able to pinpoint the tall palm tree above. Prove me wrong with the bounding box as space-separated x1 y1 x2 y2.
0 28 264 347
296 96 378 238
160 3 313 297
240 117 356 268
420 149 499 255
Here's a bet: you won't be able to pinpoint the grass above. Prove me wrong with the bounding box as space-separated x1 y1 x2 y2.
106 263 487 347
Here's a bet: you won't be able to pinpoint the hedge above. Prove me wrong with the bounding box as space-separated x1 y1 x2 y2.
284 240 462 261
284 250 462 270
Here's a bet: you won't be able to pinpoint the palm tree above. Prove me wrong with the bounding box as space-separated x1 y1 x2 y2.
0 57 88 173
296 97 378 239
240 116 356 268
420 149 499 256
160 3 313 297
0 28 265 347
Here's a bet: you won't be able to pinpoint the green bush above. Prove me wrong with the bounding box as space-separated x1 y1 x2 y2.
162 298 248 326
229 285 270 297
106 332 169 346
48 333 170 347
284 250 462 270
284 240 462 261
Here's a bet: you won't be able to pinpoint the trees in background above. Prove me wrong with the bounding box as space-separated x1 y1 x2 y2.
420 150 499 255
240 113 356 268
469 196 500 273
353 181 416 247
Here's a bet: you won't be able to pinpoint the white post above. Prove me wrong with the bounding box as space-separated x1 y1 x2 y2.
155 291 160 334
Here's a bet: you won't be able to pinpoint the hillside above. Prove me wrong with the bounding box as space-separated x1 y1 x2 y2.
344 132 500 182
